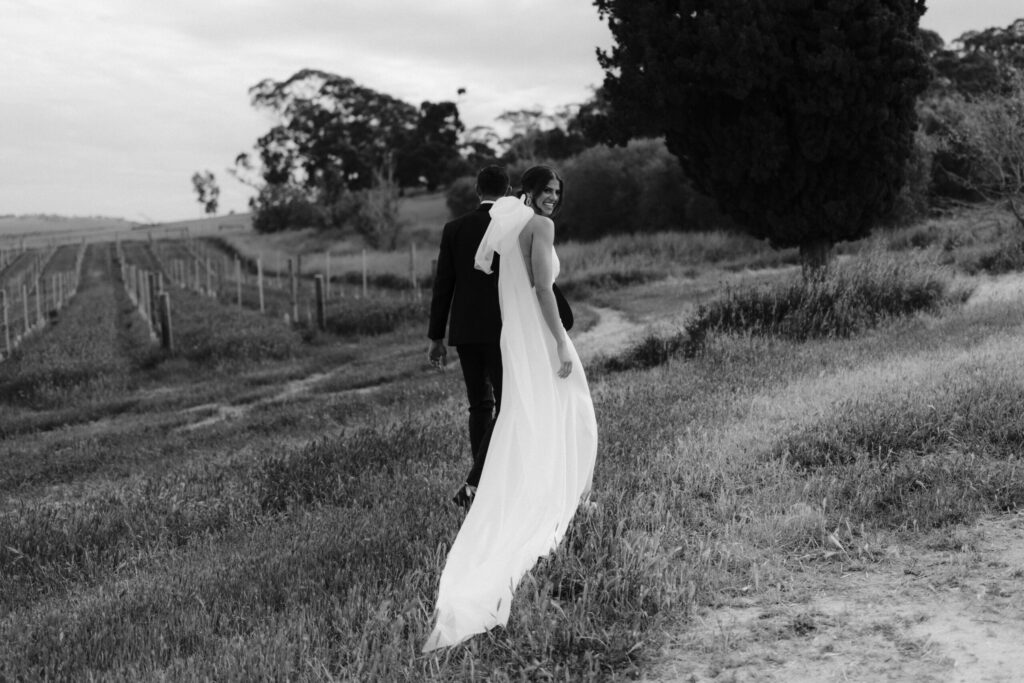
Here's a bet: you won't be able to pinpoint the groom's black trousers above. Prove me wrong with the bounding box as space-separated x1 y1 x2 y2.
456 342 503 488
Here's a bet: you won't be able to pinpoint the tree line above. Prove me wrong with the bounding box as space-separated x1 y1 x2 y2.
203 6 1024 263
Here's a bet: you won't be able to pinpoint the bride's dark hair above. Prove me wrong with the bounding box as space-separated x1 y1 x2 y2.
516 165 564 217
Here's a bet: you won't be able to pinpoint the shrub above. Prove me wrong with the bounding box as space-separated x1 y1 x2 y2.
251 184 323 233
325 172 403 250
924 76 1024 203
558 139 701 240
685 250 964 344
597 249 968 373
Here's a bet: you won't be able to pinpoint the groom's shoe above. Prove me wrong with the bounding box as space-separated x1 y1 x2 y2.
451 483 477 509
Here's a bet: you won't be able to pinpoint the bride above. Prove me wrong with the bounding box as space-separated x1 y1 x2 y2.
423 165 598 651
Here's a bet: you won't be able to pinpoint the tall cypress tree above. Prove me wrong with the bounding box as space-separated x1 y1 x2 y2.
595 0 930 265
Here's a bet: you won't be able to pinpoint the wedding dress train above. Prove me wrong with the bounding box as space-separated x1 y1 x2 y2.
423 196 598 651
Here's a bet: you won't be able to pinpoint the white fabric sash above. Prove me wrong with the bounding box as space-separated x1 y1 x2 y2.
474 196 534 274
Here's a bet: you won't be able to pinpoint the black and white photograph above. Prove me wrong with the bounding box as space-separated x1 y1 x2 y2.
2 1 1023 680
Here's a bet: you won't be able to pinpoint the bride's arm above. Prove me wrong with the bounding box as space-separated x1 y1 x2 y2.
529 216 572 378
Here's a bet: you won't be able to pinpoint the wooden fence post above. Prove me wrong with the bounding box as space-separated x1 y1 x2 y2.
141 269 151 322
325 251 331 302
34 278 43 329
206 257 213 297
137 267 145 311
234 256 242 307
21 284 29 338
148 272 159 335
289 258 298 323
159 292 173 352
257 256 265 313
314 274 326 331
1 290 9 358
409 242 420 301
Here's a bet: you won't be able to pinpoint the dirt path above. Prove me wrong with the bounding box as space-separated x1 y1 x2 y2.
176 371 332 432
573 305 648 362
175 304 650 431
651 512 1024 682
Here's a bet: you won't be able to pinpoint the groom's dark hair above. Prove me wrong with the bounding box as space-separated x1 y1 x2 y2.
476 165 510 199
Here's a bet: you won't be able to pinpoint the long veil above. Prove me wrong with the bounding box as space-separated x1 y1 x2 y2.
423 196 598 651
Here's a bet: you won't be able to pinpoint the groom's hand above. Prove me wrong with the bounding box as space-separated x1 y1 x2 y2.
428 339 448 370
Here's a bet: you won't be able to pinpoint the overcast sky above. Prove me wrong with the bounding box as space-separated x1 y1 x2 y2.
1 1 1020 222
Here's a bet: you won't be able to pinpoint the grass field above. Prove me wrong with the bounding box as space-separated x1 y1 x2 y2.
1 201 1022 680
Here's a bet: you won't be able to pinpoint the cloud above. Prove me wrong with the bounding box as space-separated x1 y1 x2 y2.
16 0 1015 220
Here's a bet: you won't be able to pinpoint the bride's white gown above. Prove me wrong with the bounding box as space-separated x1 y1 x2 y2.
423 196 598 652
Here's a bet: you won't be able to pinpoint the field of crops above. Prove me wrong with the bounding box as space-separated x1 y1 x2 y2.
1 203 1023 680
0 241 85 359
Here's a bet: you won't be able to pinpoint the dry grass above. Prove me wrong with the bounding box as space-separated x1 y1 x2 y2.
1 203 1023 680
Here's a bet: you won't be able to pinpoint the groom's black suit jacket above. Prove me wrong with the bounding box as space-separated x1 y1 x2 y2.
428 203 502 346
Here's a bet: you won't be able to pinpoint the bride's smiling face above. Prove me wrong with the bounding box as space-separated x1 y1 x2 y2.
531 179 562 216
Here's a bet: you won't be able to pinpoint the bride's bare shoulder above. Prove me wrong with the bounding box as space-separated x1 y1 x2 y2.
525 214 554 239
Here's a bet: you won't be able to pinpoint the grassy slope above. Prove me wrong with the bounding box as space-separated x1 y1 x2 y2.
1 204 1022 680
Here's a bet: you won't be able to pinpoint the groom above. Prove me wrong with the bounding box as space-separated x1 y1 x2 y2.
427 165 510 508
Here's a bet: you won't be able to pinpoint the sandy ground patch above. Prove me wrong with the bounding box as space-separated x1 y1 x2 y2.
649 513 1024 682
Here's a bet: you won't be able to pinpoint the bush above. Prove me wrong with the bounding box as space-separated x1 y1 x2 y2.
923 76 1024 203
558 139 726 240
598 249 968 373
251 184 323 233
685 250 964 344
324 173 403 250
